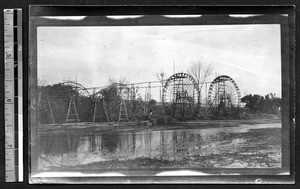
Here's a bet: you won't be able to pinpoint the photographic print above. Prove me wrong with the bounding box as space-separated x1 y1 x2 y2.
29 7 294 183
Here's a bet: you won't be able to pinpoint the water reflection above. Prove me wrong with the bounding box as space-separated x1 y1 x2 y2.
38 123 281 169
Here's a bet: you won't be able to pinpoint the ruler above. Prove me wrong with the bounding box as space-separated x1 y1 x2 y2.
4 9 23 182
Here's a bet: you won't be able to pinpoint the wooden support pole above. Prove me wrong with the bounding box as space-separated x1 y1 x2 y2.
47 97 55 123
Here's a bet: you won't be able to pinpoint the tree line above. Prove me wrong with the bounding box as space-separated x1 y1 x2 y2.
241 93 281 114
38 61 281 124
38 83 158 124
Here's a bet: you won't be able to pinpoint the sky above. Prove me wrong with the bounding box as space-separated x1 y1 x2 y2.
37 24 281 98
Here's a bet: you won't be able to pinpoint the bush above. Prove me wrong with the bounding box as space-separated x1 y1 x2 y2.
156 115 177 126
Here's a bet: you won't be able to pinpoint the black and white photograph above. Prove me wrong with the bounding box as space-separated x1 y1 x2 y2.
28 7 294 183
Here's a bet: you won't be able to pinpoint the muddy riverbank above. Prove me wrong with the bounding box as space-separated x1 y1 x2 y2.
38 123 281 171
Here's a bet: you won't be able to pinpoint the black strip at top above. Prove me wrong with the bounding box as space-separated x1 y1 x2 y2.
29 5 294 16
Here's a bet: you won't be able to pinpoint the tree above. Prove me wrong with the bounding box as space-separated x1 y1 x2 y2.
39 83 93 124
148 99 157 112
108 76 129 86
101 76 131 121
100 85 121 121
156 70 165 103
241 94 261 113
187 61 213 104
241 93 281 114
38 79 48 86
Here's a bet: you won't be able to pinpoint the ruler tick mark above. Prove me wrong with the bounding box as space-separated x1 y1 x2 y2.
4 8 23 182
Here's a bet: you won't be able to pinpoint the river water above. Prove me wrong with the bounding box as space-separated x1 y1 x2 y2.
38 123 281 170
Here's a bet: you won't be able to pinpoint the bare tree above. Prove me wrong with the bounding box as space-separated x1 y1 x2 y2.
156 70 165 84
187 61 213 101
156 70 165 103
38 79 48 86
117 76 129 85
108 76 129 85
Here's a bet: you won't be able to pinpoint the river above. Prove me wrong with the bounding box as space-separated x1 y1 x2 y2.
38 123 281 170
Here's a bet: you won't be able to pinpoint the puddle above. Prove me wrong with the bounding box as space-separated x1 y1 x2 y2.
38 123 281 170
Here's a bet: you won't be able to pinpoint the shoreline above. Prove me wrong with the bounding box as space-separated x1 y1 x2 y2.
38 117 281 134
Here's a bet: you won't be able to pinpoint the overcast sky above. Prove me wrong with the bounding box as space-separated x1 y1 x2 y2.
37 24 281 97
